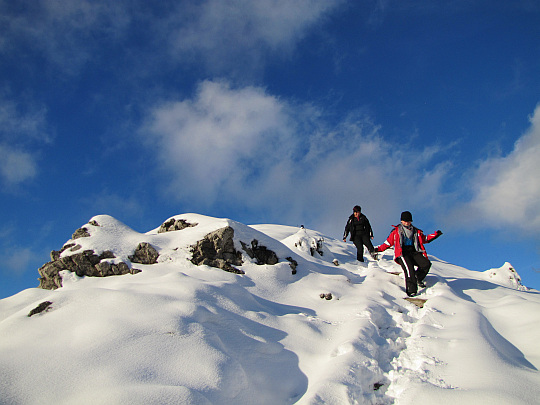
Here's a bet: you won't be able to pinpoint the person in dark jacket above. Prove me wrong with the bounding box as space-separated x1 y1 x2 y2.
374 211 442 297
343 205 377 262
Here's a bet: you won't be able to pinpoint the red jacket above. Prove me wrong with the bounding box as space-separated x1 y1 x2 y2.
376 225 441 262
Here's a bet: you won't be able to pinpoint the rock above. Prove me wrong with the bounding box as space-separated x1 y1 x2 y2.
191 226 244 274
51 243 78 261
98 251 116 260
28 301 53 317
286 257 298 274
158 218 198 233
404 297 427 308
38 247 137 290
94 261 139 277
37 261 66 289
62 250 101 277
72 227 90 239
320 293 333 300
128 242 159 265
241 239 279 265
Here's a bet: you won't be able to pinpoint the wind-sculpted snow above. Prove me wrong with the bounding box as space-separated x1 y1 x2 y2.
1 214 540 404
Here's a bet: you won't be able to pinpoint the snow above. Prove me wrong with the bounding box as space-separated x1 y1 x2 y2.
1 214 540 404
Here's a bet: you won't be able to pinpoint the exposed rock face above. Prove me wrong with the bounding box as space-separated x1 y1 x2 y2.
72 227 91 239
190 227 290 275
158 218 198 233
38 249 143 290
241 239 279 265
38 217 294 290
191 226 244 274
128 242 159 264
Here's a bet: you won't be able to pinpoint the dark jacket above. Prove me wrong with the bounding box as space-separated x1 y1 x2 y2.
343 214 373 241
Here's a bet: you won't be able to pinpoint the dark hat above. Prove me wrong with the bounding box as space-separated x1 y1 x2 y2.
353 205 361 212
400 211 413 222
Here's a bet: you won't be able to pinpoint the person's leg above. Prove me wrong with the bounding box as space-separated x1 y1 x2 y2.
360 234 378 259
352 238 364 261
412 252 431 283
398 254 418 296
360 234 375 253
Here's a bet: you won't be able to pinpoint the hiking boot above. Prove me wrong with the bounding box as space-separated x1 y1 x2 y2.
417 280 426 288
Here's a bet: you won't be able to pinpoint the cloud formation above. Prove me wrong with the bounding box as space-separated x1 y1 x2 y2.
169 0 341 73
143 80 451 235
0 96 49 187
463 104 540 232
1 0 340 77
0 0 130 70
0 145 36 185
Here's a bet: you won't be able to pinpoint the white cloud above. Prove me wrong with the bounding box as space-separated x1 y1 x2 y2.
462 104 540 232
0 0 130 70
145 80 297 202
1 0 341 76
0 144 37 185
0 95 49 187
0 96 50 143
169 0 342 73
144 80 451 236
2 247 35 275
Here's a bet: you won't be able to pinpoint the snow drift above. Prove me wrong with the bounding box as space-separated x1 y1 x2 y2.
1 214 540 404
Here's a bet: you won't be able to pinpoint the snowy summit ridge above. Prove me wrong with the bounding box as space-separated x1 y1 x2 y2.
1 214 540 404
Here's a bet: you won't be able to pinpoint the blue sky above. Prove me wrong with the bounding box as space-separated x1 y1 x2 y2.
1 0 539 299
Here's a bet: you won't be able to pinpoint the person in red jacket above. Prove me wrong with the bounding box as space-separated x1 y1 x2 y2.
374 211 442 297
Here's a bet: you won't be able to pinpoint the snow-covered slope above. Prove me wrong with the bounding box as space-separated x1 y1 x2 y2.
1 214 539 404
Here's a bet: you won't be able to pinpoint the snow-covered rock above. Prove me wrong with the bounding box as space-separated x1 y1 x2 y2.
483 261 528 291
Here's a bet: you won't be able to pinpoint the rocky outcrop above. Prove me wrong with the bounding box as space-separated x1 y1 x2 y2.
158 218 198 233
38 248 143 290
190 226 244 274
190 227 294 275
128 242 159 264
72 227 91 239
241 239 279 265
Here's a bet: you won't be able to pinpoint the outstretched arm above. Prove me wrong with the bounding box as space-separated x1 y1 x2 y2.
375 228 397 252
423 230 443 244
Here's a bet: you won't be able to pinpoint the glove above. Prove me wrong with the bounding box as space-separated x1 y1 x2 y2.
436 230 443 236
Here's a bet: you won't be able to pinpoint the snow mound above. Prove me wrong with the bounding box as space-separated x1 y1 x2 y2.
483 262 528 291
1 214 540 404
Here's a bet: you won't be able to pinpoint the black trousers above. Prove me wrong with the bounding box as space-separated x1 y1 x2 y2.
398 248 431 295
353 234 374 261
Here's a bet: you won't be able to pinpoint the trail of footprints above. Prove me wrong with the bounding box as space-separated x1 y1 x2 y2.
337 287 447 404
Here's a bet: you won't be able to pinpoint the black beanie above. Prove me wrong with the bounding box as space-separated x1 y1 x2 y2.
353 205 361 212
400 211 413 222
